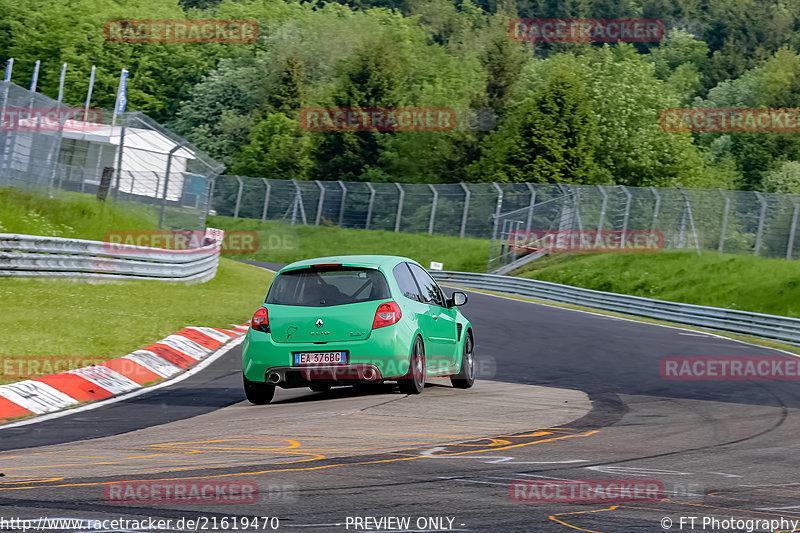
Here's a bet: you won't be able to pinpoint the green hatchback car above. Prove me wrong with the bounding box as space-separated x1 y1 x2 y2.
242 255 474 404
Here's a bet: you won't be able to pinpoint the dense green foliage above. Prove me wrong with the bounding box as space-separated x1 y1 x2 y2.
5 0 800 190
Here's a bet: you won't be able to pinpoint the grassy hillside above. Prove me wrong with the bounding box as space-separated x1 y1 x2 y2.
0 187 161 239
208 216 490 272
514 251 800 318
0 188 274 384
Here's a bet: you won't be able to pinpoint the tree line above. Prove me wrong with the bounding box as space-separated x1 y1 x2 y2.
3 0 800 192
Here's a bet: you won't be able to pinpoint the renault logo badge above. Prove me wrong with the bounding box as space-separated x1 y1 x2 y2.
316 319 324 328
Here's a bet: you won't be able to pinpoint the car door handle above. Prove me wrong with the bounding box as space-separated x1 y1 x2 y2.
431 314 439 319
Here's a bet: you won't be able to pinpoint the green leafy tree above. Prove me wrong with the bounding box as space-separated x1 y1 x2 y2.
762 161 800 194
481 8 525 121
694 48 800 189
265 54 306 117
312 37 403 181
473 62 599 183
229 113 312 179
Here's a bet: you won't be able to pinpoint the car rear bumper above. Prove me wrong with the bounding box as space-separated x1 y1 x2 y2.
242 326 415 384
263 364 384 388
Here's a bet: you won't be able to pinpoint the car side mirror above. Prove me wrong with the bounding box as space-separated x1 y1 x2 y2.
448 291 467 307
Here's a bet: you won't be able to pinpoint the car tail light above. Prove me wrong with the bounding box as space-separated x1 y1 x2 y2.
372 301 401 329
251 307 270 333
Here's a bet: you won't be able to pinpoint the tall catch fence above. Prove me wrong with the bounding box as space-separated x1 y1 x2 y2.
212 176 800 272
0 81 223 231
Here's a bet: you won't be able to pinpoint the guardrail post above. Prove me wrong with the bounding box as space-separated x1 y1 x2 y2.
395 183 405 232
459 183 471 238
315 180 325 226
491 183 503 241
596 185 608 239
152 171 160 209
620 185 631 243
114 121 126 203
754 191 767 256
556 183 573 233
337 180 347 227
0 80 9 172
573 185 584 231
718 188 730 254
787 198 799 260
261 178 271 222
233 175 244 220
292 179 308 225
427 184 438 235
678 187 701 255
649 186 660 234
525 182 536 231
365 182 376 230
205 174 217 221
158 140 187 229
48 111 67 197
127 171 135 201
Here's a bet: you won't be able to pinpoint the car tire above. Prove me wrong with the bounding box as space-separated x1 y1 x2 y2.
309 382 332 393
451 330 475 389
243 375 276 405
398 336 426 395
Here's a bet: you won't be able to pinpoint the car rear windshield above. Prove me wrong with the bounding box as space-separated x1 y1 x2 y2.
266 266 391 307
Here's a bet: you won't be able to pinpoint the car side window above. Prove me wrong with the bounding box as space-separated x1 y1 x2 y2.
407 263 445 307
393 263 423 302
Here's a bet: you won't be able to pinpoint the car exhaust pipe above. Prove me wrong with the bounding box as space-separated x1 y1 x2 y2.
267 371 283 384
362 367 377 381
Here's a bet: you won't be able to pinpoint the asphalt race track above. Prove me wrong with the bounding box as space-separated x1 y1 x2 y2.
3 264 800 532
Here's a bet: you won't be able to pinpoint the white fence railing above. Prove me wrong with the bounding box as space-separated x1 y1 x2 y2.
0 233 220 283
432 271 800 345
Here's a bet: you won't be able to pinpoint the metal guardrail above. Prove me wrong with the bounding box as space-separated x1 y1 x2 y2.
0 234 220 283
431 271 800 345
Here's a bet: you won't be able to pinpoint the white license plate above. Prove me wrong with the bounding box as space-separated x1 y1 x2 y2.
293 351 347 365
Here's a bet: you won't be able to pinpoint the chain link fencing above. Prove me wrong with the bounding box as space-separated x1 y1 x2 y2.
0 81 223 231
212 175 800 272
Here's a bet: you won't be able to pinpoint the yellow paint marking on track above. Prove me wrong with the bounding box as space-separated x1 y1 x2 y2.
148 438 301 448
448 438 513 447
549 506 617 533
0 477 63 484
496 431 553 438
0 429 598 492
423 430 598 458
